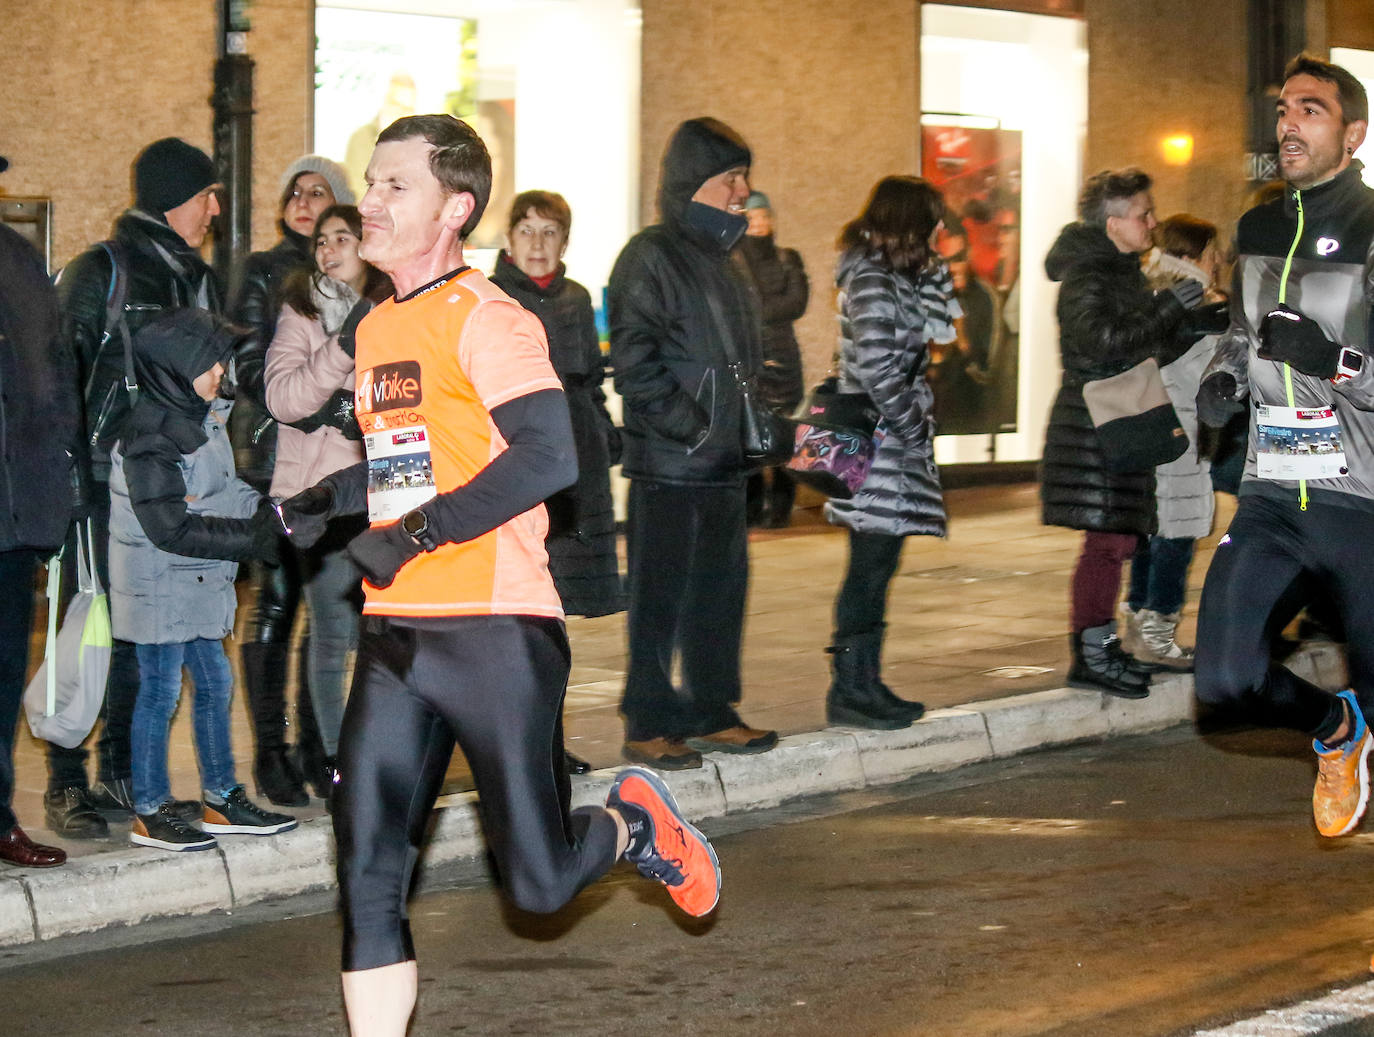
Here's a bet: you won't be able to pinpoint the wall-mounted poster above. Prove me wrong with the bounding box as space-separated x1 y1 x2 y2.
921 117 1021 437
315 5 516 251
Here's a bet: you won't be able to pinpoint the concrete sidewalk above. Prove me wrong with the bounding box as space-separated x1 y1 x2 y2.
0 484 1347 946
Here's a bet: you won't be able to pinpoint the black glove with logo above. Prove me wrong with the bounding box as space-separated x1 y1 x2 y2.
346 522 422 589
278 484 336 549
1196 371 1244 429
1257 304 1341 378
336 299 374 360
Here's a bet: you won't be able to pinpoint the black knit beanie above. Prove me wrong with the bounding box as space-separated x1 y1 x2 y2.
134 138 219 217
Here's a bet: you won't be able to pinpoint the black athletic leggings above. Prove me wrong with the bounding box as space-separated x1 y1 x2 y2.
334 614 619 972
1194 493 1367 739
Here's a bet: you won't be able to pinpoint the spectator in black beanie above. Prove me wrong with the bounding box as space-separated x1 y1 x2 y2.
41 137 225 838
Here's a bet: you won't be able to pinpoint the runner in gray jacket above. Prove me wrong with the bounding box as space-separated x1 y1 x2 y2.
1194 55 1374 839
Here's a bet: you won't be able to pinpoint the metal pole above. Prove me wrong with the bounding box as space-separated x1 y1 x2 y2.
212 0 254 283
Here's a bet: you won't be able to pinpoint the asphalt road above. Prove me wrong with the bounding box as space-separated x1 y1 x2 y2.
3 726 1373 1036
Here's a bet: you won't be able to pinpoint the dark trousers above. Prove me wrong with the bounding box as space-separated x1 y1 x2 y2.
335 615 617 971
834 530 905 638
621 480 749 741
1194 494 1362 740
46 485 140 791
1126 535 1196 616
0 549 38 832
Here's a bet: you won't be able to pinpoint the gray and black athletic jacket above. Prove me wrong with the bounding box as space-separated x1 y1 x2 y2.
1207 161 1374 513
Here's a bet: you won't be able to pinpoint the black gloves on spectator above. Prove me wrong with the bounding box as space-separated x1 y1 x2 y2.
336 299 374 360
248 502 283 565
288 388 361 439
346 522 422 589
1169 278 1206 310
1196 371 1244 429
278 484 336 549
1257 304 1341 378
1192 300 1230 334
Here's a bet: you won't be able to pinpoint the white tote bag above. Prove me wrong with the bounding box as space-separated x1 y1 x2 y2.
24 522 112 749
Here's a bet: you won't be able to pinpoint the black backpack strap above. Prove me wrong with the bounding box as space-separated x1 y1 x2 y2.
98 241 138 408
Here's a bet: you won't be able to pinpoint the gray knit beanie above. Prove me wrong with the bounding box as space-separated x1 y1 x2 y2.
279 154 355 206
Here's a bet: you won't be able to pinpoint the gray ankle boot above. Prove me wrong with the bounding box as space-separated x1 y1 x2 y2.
1067 622 1151 699
1136 610 1194 672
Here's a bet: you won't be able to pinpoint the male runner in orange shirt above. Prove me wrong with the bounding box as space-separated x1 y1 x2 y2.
279 115 720 1037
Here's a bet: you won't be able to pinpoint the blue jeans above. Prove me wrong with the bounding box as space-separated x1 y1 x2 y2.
131 639 237 816
1127 535 1196 617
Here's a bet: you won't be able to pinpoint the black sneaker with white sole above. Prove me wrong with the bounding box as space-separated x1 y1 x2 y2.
200 785 298 836
131 803 217 852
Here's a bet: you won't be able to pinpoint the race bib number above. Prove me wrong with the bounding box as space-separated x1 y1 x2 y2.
365 424 438 521
1255 404 1348 481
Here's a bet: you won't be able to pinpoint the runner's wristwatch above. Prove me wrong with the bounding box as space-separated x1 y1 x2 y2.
1334 348 1365 384
401 508 440 551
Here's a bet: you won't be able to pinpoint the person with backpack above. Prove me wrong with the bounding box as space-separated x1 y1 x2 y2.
110 309 295 851
44 138 225 840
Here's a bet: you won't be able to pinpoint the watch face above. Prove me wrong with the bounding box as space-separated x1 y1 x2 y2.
402 511 426 536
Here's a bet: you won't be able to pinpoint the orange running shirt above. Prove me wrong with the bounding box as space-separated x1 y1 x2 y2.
353 268 565 619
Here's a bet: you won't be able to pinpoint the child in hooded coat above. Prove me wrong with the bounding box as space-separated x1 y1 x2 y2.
107 309 298 851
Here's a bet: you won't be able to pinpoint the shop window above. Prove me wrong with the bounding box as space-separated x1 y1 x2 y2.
314 0 641 296
921 5 1087 464
1331 48 1374 188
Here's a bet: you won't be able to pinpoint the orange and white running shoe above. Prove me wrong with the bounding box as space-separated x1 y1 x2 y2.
607 766 721 917
1313 690 1372 838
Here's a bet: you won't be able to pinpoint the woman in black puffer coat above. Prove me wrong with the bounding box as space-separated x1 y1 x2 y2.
1041 168 1202 698
491 191 624 621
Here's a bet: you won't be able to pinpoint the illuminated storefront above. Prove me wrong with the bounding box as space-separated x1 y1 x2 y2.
315 0 642 301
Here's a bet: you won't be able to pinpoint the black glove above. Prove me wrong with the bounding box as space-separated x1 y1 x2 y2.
1192 300 1230 334
1196 371 1244 429
346 522 422 589
290 388 361 440
1257 304 1341 377
248 502 283 566
278 484 336 549
336 299 374 360
604 424 623 467
1169 278 1205 310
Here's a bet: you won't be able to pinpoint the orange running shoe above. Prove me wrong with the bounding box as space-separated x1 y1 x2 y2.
607 766 721 917
1313 690 1372 838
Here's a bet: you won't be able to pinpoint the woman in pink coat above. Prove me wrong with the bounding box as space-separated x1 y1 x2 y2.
265 205 390 788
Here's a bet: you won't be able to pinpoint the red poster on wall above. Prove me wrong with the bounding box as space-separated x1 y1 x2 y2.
921 119 1022 437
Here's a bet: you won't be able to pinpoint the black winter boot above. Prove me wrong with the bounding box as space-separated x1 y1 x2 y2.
864 626 925 721
1067 624 1151 699
240 642 309 807
826 634 913 730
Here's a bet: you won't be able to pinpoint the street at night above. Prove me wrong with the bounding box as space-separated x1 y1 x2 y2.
5 726 1373 1037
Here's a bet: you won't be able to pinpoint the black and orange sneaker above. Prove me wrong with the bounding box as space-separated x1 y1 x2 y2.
607 766 720 917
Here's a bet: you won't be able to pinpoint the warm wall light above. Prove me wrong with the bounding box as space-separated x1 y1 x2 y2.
1161 134 1194 165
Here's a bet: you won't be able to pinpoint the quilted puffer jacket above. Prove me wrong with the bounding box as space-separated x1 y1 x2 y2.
824 247 958 538
108 311 265 644
1039 222 1187 535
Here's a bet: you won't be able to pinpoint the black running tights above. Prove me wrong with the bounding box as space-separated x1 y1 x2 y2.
335 614 619 972
1195 494 1368 739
